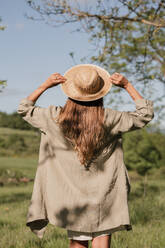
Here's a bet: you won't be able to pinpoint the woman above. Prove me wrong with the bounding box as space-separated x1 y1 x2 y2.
17 64 154 248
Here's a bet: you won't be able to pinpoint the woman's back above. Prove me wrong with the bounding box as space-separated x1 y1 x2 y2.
56 97 107 167
17 96 153 238
17 65 154 241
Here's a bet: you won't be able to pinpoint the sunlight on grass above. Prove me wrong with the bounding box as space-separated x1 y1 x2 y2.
0 156 165 247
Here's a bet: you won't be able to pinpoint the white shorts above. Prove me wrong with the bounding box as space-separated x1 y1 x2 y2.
67 229 111 241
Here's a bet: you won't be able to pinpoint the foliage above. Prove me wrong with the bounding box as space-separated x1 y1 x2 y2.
0 168 26 186
0 168 25 180
26 0 165 110
0 128 40 156
0 17 7 91
0 80 7 92
0 111 37 131
0 124 165 176
0 16 6 30
0 134 27 155
123 128 165 175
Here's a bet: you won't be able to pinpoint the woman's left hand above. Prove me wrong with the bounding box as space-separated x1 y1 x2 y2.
109 73 129 89
42 73 67 89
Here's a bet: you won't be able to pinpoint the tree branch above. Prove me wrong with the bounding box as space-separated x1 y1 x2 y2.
68 9 165 28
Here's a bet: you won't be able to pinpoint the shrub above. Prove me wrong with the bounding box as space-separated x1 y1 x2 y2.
123 128 165 175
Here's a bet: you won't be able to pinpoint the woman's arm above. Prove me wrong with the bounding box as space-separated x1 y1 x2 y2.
125 82 143 101
17 73 66 130
27 73 66 103
109 72 143 101
108 73 154 134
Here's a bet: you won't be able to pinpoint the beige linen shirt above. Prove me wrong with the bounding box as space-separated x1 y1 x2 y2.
17 98 154 238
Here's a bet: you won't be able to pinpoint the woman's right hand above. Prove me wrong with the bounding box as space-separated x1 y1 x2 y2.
109 73 129 89
41 73 67 89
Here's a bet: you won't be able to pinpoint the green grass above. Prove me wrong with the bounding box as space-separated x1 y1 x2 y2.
0 183 68 248
0 156 37 178
0 156 165 247
0 127 39 136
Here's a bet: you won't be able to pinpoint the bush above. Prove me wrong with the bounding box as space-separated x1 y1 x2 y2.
6 134 27 153
0 137 5 148
0 129 40 157
0 168 26 186
123 128 165 175
0 111 37 131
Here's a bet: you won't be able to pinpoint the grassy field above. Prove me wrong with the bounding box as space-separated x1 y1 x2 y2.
0 155 165 248
0 127 40 157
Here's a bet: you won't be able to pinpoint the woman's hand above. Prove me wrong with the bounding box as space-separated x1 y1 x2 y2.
41 73 67 89
109 72 143 101
27 73 67 103
109 73 129 89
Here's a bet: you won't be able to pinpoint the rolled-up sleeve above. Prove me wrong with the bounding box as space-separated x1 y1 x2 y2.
17 98 56 131
106 99 154 135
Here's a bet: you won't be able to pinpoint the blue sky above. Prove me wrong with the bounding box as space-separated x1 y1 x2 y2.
0 0 162 127
0 0 97 113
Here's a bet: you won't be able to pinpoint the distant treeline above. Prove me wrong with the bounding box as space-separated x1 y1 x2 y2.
0 111 37 131
0 111 165 176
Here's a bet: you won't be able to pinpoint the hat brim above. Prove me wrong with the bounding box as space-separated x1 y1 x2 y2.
61 64 112 102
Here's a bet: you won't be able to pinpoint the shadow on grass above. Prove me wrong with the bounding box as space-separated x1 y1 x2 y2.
0 192 31 204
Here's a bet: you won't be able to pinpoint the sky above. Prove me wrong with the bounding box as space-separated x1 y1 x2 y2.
0 0 163 128
0 0 97 113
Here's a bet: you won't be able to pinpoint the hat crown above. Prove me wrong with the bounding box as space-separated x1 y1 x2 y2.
62 64 112 102
74 67 104 95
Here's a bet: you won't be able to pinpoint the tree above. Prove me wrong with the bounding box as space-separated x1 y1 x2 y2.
123 127 165 196
0 111 38 131
26 0 165 114
0 16 6 31
0 17 7 92
123 129 163 175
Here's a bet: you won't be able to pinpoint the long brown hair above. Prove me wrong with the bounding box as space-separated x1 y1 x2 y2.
57 97 106 167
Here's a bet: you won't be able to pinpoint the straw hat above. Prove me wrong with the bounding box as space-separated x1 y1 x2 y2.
61 64 112 101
